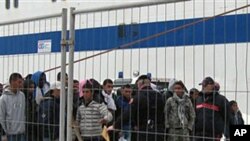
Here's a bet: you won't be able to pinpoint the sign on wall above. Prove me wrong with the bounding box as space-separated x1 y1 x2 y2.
37 40 52 53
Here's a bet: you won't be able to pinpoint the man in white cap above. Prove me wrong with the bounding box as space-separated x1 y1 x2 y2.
38 82 61 141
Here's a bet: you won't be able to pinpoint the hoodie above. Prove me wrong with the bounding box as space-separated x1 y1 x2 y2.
0 89 26 135
31 71 50 104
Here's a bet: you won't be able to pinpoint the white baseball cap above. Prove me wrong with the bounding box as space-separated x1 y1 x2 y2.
50 81 61 90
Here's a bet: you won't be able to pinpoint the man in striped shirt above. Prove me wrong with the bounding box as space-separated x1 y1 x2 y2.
76 80 113 141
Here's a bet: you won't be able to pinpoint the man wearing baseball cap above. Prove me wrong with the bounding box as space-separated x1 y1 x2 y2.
38 82 61 141
195 77 230 141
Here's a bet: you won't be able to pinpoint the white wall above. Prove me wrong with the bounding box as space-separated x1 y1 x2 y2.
0 43 250 124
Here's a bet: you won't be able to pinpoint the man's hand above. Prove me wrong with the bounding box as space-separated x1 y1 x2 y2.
107 125 114 131
99 118 108 125
1 135 7 141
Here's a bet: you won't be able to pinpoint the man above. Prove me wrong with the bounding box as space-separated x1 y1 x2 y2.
57 72 68 82
77 80 113 141
189 88 199 107
116 84 133 141
72 80 80 119
229 100 244 125
38 82 61 141
102 79 117 111
0 83 3 96
165 81 195 141
0 73 26 141
31 71 50 105
22 79 38 141
112 75 165 141
195 77 230 141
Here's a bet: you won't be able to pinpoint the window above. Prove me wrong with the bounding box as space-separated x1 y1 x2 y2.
14 0 18 8
5 0 10 9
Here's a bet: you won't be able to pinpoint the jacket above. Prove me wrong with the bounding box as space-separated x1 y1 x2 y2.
0 89 26 135
23 90 39 141
38 94 60 140
230 110 244 125
116 96 131 127
195 91 230 135
114 86 165 141
164 93 195 130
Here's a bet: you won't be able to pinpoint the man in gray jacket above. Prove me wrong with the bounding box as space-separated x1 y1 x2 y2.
0 73 26 141
165 81 195 141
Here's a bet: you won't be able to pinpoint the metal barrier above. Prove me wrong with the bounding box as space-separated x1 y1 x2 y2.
68 0 250 141
0 9 67 141
0 0 250 141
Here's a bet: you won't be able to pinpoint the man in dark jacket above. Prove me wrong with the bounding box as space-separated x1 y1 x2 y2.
38 82 61 141
195 77 230 141
22 80 38 141
112 75 165 141
229 100 244 125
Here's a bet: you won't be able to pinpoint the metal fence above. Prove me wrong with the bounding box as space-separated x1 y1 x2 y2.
0 0 250 141
0 8 67 141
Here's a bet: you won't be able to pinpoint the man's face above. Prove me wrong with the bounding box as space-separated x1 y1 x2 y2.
28 84 35 95
73 82 79 94
231 103 239 112
39 74 46 88
203 84 214 93
53 89 61 98
173 84 184 97
82 88 93 102
0 84 3 94
122 87 132 100
103 83 113 94
12 78 23 90
191 91 199 100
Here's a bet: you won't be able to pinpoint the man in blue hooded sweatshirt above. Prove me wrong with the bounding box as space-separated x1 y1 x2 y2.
31 71 50 105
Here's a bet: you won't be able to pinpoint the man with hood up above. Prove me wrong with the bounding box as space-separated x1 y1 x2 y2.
164 81 195 141
31 71 50 105
0 73 26 141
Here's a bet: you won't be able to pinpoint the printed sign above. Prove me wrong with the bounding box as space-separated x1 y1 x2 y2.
230 125 250 140
37 40 52 53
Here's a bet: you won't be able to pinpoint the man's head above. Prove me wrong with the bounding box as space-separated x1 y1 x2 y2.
189 88 199 100
173 81 186 97
23 79 35 95
230 100 239 113
82 80 94 102
57 72 68 82
38 73 46 88
73 80 79 94
136 75 151 90
214 82 220 92
9 73 23 92
0 83 3 95
121 84 132 100
200 77 215 94
103 79 113 94
50 82 61 98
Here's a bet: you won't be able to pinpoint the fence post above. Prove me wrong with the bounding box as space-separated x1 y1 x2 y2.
67 7 76 141
60 8 68 141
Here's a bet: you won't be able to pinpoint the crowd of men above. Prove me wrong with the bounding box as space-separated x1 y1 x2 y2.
0 71 245 141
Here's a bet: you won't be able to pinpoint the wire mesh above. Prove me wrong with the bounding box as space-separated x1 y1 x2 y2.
0 0 250 141
0 13 63 141
71 1 250 141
